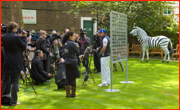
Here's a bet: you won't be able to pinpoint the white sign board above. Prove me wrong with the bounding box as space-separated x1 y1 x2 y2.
22 9 36 24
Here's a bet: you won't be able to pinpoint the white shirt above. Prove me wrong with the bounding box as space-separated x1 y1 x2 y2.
103 38 108 46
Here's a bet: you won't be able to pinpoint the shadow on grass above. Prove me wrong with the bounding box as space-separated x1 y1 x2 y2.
1 58 179 109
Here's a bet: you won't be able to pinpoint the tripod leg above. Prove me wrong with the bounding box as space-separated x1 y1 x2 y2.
82 81 85 86
89 72 95 83
24 70 36 94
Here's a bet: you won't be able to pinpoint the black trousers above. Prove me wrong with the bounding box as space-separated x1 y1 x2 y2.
94 53 101 72
1 72 20 104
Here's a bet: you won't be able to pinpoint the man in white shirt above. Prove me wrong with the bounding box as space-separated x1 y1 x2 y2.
98 29 111 87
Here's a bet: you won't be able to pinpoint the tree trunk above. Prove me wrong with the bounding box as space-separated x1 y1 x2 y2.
10 1 24 28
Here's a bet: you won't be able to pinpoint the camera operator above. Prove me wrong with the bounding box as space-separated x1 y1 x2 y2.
62 31 84 98
80 30 90 55
93 29 101 74
98 29 110 87
30 50 53 85
36 30 52 73
52 31 62 59
1 21 27 106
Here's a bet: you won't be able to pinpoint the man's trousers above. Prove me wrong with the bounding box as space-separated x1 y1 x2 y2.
100 56 110 85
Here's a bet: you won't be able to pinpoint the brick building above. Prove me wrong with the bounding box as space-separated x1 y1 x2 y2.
1 1 97 44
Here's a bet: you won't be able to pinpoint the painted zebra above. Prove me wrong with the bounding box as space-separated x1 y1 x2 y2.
129 26 173 63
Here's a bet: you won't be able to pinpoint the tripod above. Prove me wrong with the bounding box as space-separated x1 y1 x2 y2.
81 48 95 85
21 53 36 93
49 39 59 74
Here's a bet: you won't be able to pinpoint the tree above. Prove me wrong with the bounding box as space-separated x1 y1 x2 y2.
63 1 178 34
10 1 24 28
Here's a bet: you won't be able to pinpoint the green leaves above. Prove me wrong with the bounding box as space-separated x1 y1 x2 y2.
62 1 178 34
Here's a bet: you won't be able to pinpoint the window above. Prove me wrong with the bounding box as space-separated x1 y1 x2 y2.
164 7 172 14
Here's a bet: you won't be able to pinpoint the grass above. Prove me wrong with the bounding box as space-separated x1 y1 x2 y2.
1 58 179 109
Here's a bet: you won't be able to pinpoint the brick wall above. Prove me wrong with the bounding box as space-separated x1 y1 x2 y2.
1 1 96 34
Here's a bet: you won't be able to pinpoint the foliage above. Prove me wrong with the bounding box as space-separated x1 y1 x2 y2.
1 58 179 109
63 1 178 34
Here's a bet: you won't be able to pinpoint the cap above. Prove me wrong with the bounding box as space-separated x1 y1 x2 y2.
98 29 106 33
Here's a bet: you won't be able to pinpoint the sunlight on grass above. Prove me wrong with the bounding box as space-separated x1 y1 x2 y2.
1 58 179 109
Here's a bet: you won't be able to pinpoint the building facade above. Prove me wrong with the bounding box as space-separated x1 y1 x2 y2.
1 1 97 44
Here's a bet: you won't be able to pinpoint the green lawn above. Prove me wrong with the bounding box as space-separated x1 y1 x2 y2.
1 58 179 109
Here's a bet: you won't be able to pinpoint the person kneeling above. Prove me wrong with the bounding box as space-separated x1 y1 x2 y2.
30 50 53 85
55 58 71 89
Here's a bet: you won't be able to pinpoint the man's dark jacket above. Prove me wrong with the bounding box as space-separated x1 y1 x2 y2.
36 37 50 60
30 56 49 83
1 30 27 73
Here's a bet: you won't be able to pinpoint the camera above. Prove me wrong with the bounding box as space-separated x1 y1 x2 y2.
80 29 84 40
16 28 30 37
1 24 7 34
46 34 51 39
93 35 97 41
52 33 60 39
25 30 30 37
16 28 23 34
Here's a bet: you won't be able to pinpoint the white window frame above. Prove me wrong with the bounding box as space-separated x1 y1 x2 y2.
163 7 172 15
81 17 97 35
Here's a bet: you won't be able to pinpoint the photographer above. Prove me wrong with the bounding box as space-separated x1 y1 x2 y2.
1 21 27 106
62 31 84 98
30 50 53 85
80 30 90 55
93 30 101 74
36 30 52 73
52 32 62 59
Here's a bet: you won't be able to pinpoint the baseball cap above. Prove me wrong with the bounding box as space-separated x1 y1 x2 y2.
98 29 106 33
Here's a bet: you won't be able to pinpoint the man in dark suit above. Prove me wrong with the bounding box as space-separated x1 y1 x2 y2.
1 21 27 106
36 30 52 73
30 50 53 85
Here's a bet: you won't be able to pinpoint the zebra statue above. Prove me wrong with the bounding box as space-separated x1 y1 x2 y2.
129 26 173 63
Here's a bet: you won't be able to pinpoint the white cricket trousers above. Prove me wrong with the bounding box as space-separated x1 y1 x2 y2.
100 56 110 85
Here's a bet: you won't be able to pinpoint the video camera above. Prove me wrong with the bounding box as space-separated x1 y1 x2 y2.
16 28 30 37
1 24 7 34
52 33 60 40
93 34 97 41
48 33 60 45
80 29 85 40
46 34 51 39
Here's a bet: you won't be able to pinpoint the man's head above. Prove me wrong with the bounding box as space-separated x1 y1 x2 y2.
98 29 106 37
52 30 56 34
75 34 79 39
64 29 69 33
40 30 47 39
35 50 44 59
7 21 19 32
